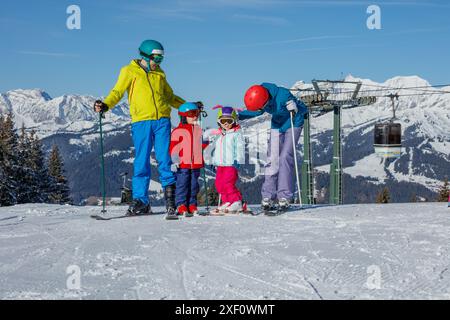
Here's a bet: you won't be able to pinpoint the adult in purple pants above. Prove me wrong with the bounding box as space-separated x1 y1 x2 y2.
239 83 308 210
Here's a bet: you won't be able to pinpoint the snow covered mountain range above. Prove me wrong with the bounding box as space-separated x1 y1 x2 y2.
1 75 449 204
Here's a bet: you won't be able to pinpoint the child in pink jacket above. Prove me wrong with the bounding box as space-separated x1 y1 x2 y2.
210 106 245 214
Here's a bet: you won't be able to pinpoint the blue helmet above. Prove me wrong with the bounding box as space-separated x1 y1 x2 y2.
139 40 164 57
139 40 164 66
178 102 200 116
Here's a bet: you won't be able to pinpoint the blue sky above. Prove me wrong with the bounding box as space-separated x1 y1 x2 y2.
1 0 450 116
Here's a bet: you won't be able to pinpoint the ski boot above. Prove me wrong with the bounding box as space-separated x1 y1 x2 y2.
187 204 198 217
224 201 242 214
241 201 253 215
165 184 179 220
177 204 188 216
261 198 276 211
126 199 150 216
210 202 230 216
277 198 290 212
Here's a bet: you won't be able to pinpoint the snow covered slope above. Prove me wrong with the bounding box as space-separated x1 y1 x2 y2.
1 203 450 299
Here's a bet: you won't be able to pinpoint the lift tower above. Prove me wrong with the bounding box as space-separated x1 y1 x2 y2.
295 80 376 205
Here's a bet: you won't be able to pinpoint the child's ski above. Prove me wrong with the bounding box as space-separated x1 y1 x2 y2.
198 207 259 216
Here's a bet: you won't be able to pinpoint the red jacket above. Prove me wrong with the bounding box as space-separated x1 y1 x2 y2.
170 123 208 169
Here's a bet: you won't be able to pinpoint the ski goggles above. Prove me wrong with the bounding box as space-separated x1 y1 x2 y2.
219 118 235 125
183 110 200 117
151 54 164 64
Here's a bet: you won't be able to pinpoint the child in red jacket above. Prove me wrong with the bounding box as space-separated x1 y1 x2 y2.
170 102 208 218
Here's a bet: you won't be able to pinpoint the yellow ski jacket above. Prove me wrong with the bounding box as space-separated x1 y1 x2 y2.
104 60 185 122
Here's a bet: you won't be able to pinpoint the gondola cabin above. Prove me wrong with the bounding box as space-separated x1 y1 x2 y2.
374 122 402 158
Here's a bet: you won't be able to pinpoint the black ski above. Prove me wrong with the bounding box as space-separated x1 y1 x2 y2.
90 212 157 221
263 209 281 216
262 205 292 216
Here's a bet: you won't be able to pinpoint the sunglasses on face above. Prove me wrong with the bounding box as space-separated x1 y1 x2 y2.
219 118 234 125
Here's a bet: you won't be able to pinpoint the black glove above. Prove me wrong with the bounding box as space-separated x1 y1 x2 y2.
195 101 204 109
94 100 109 113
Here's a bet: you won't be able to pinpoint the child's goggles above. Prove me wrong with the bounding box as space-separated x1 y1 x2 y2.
219 118 235 125
181 110 200 117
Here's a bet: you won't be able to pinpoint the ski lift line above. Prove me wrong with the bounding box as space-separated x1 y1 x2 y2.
296 87 450 96
354 82 450 91
331 82 450 92
328 88 450 96
378 92 450 98
300 91 449 111
361 84 450 94
292 83 450 96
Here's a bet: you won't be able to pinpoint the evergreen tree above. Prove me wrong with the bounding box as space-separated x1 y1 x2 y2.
437 178 449 202
376 187 391 204
0 112 19 206
410 192 417 203
16 124 34 204
48 144 72 204
0 157 17 206
27 130 52 203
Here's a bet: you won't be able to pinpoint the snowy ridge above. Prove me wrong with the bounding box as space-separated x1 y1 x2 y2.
0 89 130 138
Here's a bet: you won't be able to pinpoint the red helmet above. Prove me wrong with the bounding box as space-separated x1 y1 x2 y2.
244 85 269 111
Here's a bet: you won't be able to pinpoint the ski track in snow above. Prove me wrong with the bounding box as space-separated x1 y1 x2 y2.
1 203 450 300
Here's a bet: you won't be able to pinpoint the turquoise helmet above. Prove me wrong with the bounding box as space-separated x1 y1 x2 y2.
139 40 164 66
178 102 199 116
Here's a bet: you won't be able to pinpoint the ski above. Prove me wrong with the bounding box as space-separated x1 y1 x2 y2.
260 204 279 216
241 208 260 216
199 208 259 216
263 209 283 216
262 205 302 216
90 212 157 221
196 211 212 216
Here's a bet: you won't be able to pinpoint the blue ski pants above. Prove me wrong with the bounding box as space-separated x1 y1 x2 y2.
175 168 201 207
131 118 175 204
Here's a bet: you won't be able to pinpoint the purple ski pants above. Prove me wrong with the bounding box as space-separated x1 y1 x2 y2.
261 127 302 201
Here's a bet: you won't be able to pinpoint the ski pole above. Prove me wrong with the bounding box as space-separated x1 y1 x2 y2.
99 111 107 213
290 111 302 207
199 109 210 211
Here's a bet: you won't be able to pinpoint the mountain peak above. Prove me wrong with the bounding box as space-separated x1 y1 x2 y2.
6 88 52 101
383 75 431 89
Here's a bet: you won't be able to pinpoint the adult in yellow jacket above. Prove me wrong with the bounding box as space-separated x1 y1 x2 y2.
94 40 195 219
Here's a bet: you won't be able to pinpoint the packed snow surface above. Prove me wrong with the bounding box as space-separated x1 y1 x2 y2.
1 203 450 300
